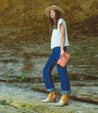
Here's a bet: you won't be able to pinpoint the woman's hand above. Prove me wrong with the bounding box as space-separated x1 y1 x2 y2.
60 50 65 58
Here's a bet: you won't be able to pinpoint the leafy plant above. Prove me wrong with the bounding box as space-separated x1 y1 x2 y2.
52 76 55 80
25 78 28 82
31 78 33 82
5 74 10 81
0 99 12 105
19 73 25 82
13 83 16 87
73 51 77 55
30 70 33 75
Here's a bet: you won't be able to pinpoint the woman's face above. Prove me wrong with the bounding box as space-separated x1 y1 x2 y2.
50 9 56 19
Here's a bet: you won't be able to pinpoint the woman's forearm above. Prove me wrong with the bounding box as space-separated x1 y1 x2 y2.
60 35 65 51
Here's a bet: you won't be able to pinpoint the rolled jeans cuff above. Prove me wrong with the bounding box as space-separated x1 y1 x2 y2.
62 90 71 94
47 88 55 92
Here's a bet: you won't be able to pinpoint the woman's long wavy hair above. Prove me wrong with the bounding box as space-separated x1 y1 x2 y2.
48 9 61 35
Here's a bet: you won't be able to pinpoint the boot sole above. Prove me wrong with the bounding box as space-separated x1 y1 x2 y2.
42 99 56 103
54 101 69 107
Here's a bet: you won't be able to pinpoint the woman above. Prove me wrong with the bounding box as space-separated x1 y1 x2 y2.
42 5 71 107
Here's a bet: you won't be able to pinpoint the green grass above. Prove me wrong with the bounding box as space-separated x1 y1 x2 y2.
0 100 12 105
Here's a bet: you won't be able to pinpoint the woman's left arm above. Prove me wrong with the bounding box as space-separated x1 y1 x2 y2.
60 23 65 57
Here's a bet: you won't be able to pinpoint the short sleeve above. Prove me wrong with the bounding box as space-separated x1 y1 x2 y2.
58 18 68 40
58 18 66 30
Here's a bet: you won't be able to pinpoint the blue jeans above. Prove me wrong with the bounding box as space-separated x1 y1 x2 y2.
43 46 71 94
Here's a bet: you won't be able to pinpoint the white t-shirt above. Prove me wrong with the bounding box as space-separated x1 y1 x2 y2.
51 18 70 49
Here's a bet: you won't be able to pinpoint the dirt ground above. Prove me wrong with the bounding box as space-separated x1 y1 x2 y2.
0 82 98 113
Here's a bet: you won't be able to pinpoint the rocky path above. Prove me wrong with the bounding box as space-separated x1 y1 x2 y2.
0 82 98 113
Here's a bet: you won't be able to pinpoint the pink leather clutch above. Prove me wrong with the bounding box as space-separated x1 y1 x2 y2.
57 52 70 67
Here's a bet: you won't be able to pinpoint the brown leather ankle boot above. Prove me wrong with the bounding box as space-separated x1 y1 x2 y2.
42 91 56 103
54 94 69 107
